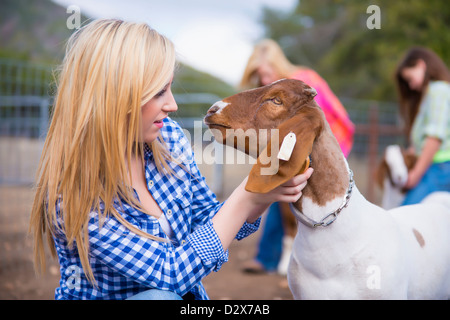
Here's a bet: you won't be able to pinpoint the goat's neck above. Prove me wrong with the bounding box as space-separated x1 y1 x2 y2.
294 124 351 222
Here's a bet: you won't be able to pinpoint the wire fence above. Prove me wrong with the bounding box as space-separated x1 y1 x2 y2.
0 58 407 192
0 59 52 185
342 97 406 202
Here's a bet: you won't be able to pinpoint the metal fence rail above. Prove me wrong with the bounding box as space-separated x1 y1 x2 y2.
0 59 407 202
0 59 53 185
0 59 53 138
342 98 406 201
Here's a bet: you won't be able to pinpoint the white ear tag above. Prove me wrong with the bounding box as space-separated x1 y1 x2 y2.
277 132 296 161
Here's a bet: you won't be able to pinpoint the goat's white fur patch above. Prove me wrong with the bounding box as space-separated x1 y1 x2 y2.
299 195 344 224
270 78 287 85
385 145 408 187
382 178 405 209
211 100 229 114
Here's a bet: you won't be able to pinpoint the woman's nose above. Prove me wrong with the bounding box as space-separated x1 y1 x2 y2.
163 90 178 113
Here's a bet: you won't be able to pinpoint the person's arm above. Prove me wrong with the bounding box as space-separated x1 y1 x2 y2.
85 169 311 297
405 82 448 189
405 137 441 189
212 168 311 251
172 116 307 243
167 118 258 240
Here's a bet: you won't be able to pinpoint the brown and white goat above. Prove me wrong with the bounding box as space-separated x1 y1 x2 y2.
375 145 416 209
204 79 450 299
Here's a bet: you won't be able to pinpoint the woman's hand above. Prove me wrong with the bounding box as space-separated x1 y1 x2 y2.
212 168 313 250
404 168 423 189
243 167 314 223
248 167 313 203
404 137 441 190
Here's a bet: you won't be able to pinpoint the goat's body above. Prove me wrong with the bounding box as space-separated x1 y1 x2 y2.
377 144 417 209
204 79 450 300
381 177 405 209
288 183 450 300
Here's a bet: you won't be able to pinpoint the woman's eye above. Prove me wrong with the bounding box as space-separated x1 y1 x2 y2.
271 97 282 105
155 89 167 98
155 81 174 98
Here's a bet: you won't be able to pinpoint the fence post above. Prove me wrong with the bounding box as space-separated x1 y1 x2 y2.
39 98 49 138
367 103 379 203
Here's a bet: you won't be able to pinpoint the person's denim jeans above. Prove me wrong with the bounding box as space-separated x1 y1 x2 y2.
127 289 183 300
255 203 284 271
402 161 450 205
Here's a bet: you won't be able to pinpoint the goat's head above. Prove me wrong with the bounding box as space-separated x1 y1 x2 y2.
204 79 325 193
375 145 417 190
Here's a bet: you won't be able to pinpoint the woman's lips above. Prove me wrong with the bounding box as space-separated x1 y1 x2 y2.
153 119 164 129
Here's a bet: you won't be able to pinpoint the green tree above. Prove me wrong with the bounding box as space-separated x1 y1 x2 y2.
261 0 450 101
0 0 235 118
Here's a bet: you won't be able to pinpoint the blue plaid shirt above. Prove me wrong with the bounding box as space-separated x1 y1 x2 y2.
53 118 261 300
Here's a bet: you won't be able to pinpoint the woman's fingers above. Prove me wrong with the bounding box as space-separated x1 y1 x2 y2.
282 181 307 195
244 167 313 206
277 192 303 203
274 168 314 202
281 168 314 187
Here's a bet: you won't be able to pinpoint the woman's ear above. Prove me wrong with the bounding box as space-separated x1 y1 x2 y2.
245 108 323 193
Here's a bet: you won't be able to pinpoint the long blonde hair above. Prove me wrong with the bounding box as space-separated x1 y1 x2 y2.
29 19 177 285
240 39 299 89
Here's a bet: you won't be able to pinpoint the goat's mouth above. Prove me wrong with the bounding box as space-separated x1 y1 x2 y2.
206 123 231 130
203 118 231 130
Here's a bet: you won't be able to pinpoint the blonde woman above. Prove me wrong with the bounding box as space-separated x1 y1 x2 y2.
29 19 311 300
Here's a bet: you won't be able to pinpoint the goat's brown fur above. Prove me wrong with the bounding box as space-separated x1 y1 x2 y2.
246 107 323 193
280 202 297 238
375 149 417 191
204 79 350 209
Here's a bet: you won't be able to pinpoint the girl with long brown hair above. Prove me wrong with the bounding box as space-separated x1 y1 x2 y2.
395 46 450 205
29 19 311 300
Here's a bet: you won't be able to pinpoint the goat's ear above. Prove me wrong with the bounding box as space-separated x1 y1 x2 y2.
403 152 417 170
245 108 322 193
374 157 388 190
304 87 317 99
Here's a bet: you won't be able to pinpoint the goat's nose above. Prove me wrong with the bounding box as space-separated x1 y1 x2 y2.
207 105 220 115
207 100 229 115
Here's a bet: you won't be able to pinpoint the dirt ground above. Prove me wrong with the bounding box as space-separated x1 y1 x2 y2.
0 139 376 300
0 139 295 300
0 169 293 300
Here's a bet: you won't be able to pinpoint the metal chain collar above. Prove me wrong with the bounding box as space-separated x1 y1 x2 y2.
289 169 355 228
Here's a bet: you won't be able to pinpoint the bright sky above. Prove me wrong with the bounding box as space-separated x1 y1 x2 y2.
52 0 297 86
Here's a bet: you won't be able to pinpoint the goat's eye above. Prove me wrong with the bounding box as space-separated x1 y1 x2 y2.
271 97 282 105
